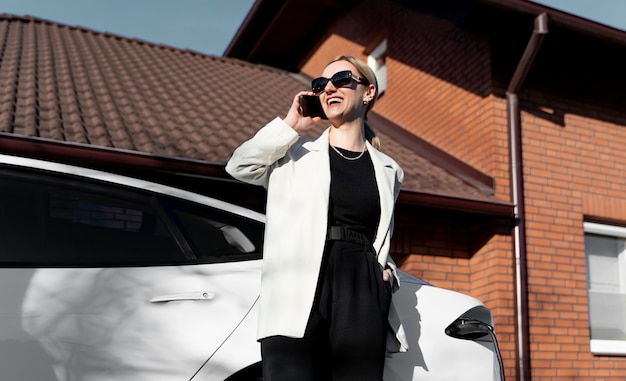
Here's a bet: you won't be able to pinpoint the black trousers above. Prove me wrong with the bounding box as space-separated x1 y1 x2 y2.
261 240 392 381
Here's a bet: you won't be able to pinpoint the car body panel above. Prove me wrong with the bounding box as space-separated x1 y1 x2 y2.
192 301 261 380
0 262 262 380
0 153 503 381
384 272 501 380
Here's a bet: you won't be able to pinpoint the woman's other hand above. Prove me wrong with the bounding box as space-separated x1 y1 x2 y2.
382 268 394 283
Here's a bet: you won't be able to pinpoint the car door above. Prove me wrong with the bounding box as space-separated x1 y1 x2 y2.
0 159 264 381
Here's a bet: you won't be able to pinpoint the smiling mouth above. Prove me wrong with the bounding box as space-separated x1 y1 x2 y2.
327 97 342 105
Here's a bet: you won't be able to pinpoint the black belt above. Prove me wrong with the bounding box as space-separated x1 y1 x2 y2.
327 226 370 247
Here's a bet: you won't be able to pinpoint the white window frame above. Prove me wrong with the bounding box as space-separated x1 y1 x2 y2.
367 39 387 95
584 221 626 356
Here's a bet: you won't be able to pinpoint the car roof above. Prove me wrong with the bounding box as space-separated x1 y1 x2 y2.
0 153 266 224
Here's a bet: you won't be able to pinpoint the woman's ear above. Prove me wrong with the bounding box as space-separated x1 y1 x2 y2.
364 83 376 102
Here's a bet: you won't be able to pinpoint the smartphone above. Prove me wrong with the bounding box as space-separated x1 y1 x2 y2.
299 95 327 119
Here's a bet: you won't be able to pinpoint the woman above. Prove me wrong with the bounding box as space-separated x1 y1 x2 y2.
226 55 407 381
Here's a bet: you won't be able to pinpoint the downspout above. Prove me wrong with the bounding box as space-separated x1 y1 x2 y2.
506 12 548 381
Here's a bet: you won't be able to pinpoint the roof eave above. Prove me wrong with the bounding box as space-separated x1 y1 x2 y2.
477 0 626 46
0 134 513 217
398 189 514 217
224 0 356 69
226 0 626 67
0 133 227 179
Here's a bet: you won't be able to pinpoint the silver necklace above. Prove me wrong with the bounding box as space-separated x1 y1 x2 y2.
330 144 366 161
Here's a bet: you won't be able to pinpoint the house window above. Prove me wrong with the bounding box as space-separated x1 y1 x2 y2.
584 221 626 355
367 38 387 95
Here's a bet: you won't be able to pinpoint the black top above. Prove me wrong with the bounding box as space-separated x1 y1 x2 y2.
328 145 380 241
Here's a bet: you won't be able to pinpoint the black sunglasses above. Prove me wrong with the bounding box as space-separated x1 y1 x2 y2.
311 70 369 94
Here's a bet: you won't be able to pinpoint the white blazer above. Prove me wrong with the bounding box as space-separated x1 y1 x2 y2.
226 117 408 352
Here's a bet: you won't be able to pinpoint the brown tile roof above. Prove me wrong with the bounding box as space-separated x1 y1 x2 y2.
0 14 511 214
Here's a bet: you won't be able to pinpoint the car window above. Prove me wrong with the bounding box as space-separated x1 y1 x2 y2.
164 199 264 263
0 166 263 267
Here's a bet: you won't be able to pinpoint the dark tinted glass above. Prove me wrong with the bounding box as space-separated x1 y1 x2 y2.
165 199 263 263
311 70 354 93
0 166 263 266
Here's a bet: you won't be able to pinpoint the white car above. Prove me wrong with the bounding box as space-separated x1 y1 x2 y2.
0 153 503 381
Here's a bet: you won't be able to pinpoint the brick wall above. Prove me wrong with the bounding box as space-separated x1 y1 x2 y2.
518 86 626 380
301 0 626 379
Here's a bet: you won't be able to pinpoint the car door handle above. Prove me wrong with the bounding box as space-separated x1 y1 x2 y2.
149 291 216 303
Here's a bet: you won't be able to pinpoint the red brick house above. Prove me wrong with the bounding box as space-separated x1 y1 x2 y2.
225 0 626 380
0 5 512 379
2 0 626 380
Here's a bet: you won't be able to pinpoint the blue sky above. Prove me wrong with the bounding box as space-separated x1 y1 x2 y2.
532 0 626 31
2 0 625 57
1 0 256 56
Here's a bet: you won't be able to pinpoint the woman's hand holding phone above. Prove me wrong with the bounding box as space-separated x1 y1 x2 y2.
284 92 324 133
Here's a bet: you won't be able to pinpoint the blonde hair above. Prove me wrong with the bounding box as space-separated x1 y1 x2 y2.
326 55 381 150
